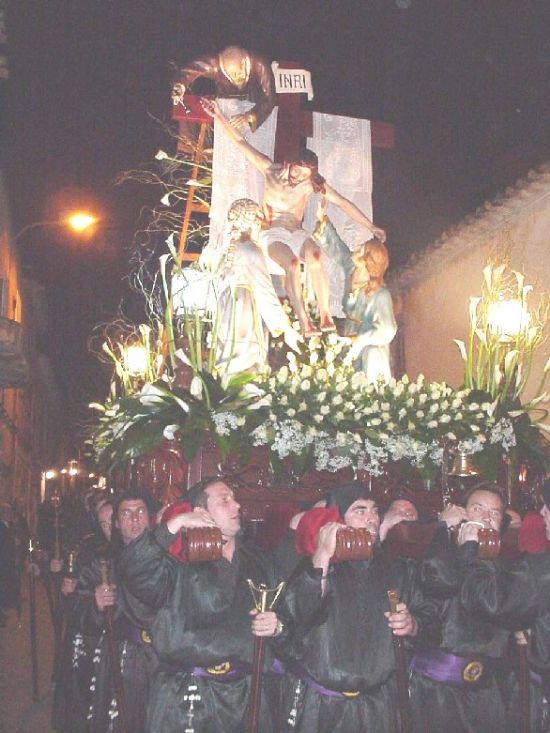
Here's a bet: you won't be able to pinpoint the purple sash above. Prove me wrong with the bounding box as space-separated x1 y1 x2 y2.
411 650 485 687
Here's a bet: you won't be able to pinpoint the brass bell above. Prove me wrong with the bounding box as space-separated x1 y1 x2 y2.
448 451 480 477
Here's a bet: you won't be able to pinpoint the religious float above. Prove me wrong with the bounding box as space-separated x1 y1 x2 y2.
88 47 550 551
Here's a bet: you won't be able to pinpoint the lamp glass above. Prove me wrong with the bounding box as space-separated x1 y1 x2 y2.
487 299 530 337
125 344 149 378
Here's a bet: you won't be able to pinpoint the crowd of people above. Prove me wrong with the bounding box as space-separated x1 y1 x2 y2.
32 477 550 733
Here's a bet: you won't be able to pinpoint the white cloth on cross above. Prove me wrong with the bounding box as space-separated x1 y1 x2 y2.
303 112 373 317
203 98 277 265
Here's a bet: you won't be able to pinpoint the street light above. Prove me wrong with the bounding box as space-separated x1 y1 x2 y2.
14 210 99 242
65 212 99 232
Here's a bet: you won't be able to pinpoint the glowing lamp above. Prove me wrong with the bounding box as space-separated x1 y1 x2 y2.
487 299 530 338
68 467 79 477
66 212 98 232
124 344 149 378
45 469 57 480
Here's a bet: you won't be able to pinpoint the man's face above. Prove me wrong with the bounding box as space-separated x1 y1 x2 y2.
465 490 504 531
287 164 312 188
388 499 418 522
205 482 241 539
116 499 150 545
97 503 113 541
344 498 380 536
540 504 550 540
222 54 250 88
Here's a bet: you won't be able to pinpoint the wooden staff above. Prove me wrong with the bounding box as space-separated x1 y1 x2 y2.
387 589 412 733
246 580 285 733
99 558 129 733
518 636 530 733
28 539 39 701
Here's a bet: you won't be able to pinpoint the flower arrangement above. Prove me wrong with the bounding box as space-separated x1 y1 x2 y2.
454 259 550 475
209 334 515 479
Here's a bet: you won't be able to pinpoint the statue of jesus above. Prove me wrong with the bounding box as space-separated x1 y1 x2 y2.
203 99 386 338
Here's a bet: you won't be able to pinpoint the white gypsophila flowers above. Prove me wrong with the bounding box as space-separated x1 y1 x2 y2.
490 418 517 451
211 411 240 436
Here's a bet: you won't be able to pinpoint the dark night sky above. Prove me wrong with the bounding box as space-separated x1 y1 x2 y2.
3 0 550 444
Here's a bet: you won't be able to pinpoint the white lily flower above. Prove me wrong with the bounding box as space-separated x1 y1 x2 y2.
190 376 203 398
163 424 180 440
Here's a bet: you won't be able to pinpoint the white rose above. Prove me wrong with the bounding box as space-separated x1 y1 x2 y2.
335 411 344 421
332 394 343 405
314 414 323 423
427 420 438 428
371 418 382 426
317 369 328 381
439 414 451 423
277 367 288 384
301 379 311 391
310 352 319 365
320 405 330 415
287 408 296 417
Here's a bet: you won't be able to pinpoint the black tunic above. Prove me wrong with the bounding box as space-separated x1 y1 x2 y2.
279 548 437 733
51 534 112 732
73 552 158 733
118 524 281 733
411 525 512 733
461 548 550 732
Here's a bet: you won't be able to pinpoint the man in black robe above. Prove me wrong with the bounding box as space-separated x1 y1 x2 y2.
458 479 550 732
74 488 160 733
410 482 512 733
52 500 113 733
117 477 285 733
172 45 276 132
278 481 437 733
